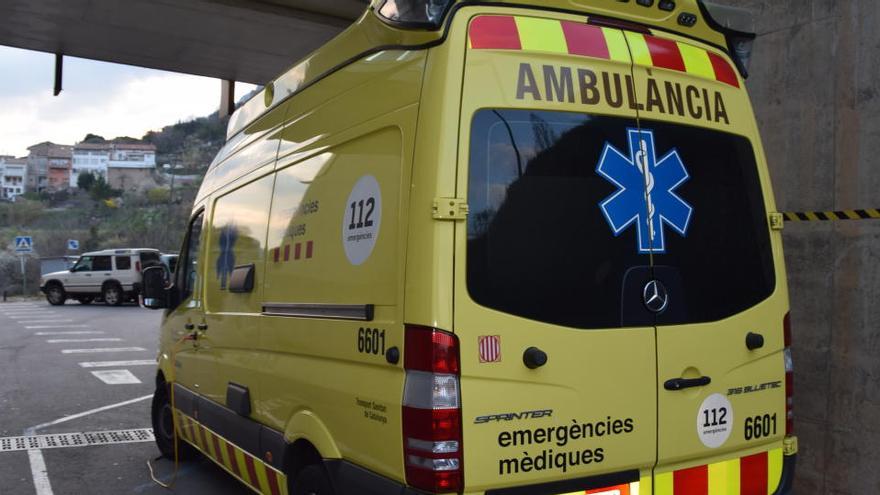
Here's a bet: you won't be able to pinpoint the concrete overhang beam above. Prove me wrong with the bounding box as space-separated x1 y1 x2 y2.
0 0 368 85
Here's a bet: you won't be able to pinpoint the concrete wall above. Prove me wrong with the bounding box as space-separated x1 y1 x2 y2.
722 1 880 493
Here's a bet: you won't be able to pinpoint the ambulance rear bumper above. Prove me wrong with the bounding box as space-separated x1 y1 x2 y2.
323 453 796 495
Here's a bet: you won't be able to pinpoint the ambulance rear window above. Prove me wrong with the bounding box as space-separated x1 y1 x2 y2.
466 109 775 329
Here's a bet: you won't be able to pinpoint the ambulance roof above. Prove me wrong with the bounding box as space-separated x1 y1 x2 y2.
226 0 750 141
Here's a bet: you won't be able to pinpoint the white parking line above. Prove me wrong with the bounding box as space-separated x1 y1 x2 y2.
46 338 123 343
90 370 142 385
29 394 152 431
79 360 155 368
7 313 55 317
24 394 153 495
35 331 104 336
25 324 90 329
28 448 53 495
16 320 74 324
61 347 146 354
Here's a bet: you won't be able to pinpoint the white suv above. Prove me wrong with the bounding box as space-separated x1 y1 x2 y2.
40 248 163 306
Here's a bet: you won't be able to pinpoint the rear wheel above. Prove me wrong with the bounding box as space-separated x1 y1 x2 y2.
102 283 123 306
45 284 67 306
151 383 197 460
290 464 335 495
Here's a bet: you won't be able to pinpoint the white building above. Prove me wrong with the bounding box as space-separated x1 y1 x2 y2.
71 142 157 191
1 156 28 200
107 143 158 191
70 143 112 187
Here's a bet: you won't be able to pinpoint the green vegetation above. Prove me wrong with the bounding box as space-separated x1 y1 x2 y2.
0 106 244 295
1 185 198 295
77 171 96 190
88 176 119 201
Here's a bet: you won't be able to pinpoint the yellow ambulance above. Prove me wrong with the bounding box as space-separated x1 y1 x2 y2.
142 0 798 493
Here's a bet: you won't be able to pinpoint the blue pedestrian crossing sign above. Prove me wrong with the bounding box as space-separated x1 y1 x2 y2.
68 239 80 250
14 236 33 253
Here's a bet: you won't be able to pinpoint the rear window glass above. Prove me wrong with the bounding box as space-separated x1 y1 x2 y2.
140 252 161 268
92 256 112 271
115 256 131 270
466 109 775 329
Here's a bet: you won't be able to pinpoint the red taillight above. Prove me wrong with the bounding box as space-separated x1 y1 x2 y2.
405 325 460 374
402 325 463 493
783 313 794 435
135 261 141 272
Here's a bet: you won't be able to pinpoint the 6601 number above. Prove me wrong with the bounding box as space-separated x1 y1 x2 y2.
744 413 777 441
357 327 385 355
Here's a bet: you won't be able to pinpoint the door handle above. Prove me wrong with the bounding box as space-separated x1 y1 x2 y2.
664 376 711 391
184 323 195 330
197 323 208 331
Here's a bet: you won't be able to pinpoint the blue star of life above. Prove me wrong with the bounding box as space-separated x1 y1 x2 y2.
596 128 693 254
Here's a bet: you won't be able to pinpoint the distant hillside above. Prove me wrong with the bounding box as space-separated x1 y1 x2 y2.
142 112 229 171
79 88 260 172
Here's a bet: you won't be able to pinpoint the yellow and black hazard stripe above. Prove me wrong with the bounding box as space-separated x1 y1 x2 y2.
175 411 288 495
783 209 880 222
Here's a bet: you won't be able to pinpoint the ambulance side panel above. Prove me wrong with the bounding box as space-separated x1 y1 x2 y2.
257 50 427 483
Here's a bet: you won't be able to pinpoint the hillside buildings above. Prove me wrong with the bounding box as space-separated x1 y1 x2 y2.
26 142 72 193
0 156 27 200
70 143 111 186
107 143 158 191
71 142 157 191
12 140 159 193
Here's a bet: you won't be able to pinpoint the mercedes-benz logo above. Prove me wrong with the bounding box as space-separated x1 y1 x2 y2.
643 280 669 313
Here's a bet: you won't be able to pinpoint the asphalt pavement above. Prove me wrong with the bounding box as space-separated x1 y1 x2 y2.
0 299 252 495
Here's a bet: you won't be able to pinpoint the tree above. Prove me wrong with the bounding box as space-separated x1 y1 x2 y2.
82 133 106 143
89 175 116 201
77 171 96 190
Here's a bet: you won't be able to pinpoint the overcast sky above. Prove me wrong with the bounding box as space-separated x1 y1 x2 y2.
0 46 257 157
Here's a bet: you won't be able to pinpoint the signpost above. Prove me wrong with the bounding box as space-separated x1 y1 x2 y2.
68 239 80 251
14 236 33 295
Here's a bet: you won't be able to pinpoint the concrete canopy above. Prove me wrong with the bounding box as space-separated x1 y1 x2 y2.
0 0 368 85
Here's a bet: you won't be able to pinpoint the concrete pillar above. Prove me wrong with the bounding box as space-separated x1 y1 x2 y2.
722 1 880 492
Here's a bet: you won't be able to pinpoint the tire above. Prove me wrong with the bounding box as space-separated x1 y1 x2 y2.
291 464 335 495
45 284 67 306
78 297 93 305
151 383 197 461
102 283 123 306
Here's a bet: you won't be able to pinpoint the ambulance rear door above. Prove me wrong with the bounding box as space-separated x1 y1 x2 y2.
453 9 659 493
622 28 790 493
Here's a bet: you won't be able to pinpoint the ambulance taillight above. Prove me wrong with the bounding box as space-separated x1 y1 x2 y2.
402 325 463 493
783 313 794 435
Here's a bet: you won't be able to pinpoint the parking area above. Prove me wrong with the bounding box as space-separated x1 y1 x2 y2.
0 300 252 495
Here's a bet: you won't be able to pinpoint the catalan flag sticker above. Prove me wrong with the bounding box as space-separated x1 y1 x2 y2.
478 335 502 363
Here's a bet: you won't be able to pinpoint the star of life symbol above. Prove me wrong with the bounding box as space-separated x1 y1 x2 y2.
596 128 693 253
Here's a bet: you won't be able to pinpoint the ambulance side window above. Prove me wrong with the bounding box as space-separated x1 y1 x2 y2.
177 211 205 303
